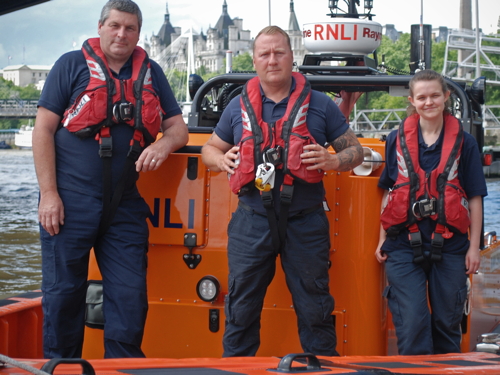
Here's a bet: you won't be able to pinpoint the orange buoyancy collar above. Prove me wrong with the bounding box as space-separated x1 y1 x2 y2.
380 113 471 249
61 38 164 150
229 72 323 195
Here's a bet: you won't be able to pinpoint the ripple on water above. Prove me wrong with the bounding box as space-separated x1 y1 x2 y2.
0 150 42 295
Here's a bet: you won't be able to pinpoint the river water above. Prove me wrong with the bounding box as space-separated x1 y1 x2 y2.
0 149 499 296
0 149 40 295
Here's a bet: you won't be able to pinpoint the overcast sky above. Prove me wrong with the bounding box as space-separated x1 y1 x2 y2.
0 0 498 68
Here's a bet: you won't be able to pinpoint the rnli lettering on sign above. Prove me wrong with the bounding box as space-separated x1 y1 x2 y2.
302 24 381 42
302 21 383 54
149 197 196 229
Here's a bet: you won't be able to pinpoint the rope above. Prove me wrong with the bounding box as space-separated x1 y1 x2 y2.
378 64 411 75
0 354 51 375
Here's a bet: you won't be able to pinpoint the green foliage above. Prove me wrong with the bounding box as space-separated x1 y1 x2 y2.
231 52 254 72
377 34 412 73
481 38 500 109
0 119 23 130
0 77 41 100
18 84 41 99
0 78 41 100
165 69 188 102
360 33 499 118
431 41 446 73
201 70 223 82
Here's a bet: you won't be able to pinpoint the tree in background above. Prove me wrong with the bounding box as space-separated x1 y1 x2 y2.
0 78 40 100
355 34 498 133
378 34 412 74
231 52 254 72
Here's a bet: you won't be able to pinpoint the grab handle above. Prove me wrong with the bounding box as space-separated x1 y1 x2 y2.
275 353 324 373
41 358 95 375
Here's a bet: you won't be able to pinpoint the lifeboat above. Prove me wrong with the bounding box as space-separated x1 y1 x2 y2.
1 3 499 375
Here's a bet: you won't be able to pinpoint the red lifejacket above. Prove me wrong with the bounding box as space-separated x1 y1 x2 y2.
380 113 471 238
229 72 323 195
62 38 164 148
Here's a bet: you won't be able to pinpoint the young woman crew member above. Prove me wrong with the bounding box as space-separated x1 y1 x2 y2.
375 69 487 355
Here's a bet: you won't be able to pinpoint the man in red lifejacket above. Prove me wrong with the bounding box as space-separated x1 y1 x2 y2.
202 26 363 357
32 0 188 359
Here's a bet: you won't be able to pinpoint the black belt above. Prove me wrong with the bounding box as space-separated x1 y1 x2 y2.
238 201 322 218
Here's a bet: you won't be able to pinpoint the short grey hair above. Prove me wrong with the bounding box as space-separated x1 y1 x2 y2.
99 0 142 31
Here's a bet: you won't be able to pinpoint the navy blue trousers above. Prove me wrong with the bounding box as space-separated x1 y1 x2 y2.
40 188 150 358
384 247 468 355
222 205 338 357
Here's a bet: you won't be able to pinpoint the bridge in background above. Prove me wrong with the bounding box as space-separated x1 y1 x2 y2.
0 99 38 119
351 106 500 135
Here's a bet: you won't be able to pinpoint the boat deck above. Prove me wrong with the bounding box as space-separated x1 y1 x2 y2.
2 352 500 375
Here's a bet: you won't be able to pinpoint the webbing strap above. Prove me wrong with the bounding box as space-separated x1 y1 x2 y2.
408 223 424 264
430 223 446 262
97 133 144 236
98 128 113 237
277 184 294 252
409 223 446 265
260 183 295 254
261 191 281 252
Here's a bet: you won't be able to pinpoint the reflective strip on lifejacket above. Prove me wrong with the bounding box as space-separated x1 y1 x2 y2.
87 59 106 81
292 103 309 128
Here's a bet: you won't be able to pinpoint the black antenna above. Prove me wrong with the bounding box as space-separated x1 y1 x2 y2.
327 0 375 20
418 0 425 71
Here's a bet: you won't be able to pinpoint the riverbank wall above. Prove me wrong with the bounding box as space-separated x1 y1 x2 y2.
484 161 500 178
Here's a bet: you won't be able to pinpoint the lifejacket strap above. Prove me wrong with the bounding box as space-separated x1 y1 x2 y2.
261 190 274 209
98 128 113 158
260 191 281 252
408 228 425 264
430 232 444 261
128 138 143 161
280 184 294 207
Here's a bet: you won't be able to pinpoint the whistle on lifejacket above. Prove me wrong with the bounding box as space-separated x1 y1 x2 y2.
255 163 275 192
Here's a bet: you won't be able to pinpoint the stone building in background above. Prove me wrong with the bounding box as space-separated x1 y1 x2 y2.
141 0 307 73
1 64 50 89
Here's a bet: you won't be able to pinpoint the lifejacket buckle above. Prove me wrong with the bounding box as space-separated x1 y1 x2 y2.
412 198 436 218
264 146 283 166
431 232 445 249
408 231 422 247
113 102 134 123
430 232 444 262
255 163 275 191
98 136 113 158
